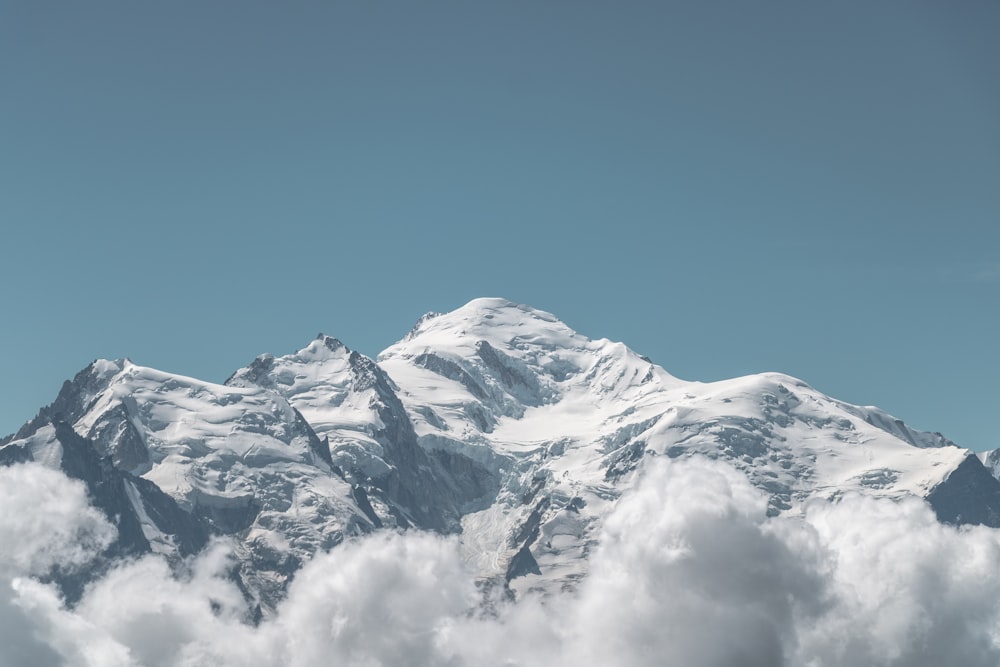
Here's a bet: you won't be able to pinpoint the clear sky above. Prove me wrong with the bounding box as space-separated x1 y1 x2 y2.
2 1 998 449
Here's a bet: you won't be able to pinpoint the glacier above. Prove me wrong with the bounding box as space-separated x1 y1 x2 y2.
2 297 998 611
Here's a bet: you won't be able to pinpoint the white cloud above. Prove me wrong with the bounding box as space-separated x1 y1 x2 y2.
557 458 826 667
441 458 1000 667
270 532 478 667
794 495 1000 666
0 463 118 667
0 463 115 575
74 541 251 667
4 457 1000 666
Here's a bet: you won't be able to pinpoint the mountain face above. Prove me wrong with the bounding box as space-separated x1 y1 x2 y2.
2 298 997 608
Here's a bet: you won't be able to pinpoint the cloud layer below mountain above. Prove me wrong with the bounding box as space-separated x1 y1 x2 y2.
4 457 1000 667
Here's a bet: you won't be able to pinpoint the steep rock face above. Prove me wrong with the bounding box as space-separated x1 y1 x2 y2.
1 358 373 611
56 422 216 604
227 335 499 533
929 454 1000 526
0 298 990 605
978 448 1000 481
0 419 211 602
53 421 210 560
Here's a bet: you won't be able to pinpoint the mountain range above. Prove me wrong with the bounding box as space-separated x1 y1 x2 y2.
3 297 998 615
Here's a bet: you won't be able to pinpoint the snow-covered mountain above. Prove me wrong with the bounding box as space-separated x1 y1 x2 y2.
1 358 372 611
3 298 998 607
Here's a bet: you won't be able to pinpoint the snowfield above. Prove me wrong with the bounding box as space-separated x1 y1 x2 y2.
2 298 1000 665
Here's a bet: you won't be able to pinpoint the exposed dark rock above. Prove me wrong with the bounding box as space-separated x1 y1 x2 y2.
351 485 383 529
12 361 123 441
0 443 32 465
413 352 488 401
506 543 542 580
927 454 1000 527
86 401 150 472
474 340 548 406
604 440 647 480
225 354 276 387
50 421 211 601
292 407 334 468
512 498 551 548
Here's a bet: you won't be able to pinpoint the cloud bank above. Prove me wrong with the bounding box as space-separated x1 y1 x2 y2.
3 457 1000 666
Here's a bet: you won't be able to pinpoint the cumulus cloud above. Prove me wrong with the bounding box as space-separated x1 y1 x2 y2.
4 458 1000 666
0 463 117 667
271 532 478 667
73 542 252 667
0 463 115 575
795 495 1000 666
556 459 827 667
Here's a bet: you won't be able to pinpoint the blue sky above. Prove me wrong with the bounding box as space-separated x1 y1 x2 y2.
2 1 998 449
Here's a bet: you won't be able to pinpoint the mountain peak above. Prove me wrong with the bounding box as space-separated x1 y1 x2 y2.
419 297 559 329
314 333 346 353
381 297 578 363
283 333 352 363
226 332 360 392
3 298 992 622
454 297 560 323
90 357 131 380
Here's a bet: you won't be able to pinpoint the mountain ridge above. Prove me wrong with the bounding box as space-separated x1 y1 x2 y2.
3 297 998 609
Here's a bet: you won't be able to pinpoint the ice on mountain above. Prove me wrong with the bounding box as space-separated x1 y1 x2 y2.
0 296 992 609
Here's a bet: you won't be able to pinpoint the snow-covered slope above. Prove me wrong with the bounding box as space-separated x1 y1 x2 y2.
226 335 500 533
2 358 373 610
377 298 989 594
1 297 994 606
980 449 1000 479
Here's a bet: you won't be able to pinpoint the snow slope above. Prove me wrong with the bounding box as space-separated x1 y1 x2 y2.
1 297 992 605
3 358 372 610
377 298 980 594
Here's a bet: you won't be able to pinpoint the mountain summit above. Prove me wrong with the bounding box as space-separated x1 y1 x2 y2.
3 298 998 608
